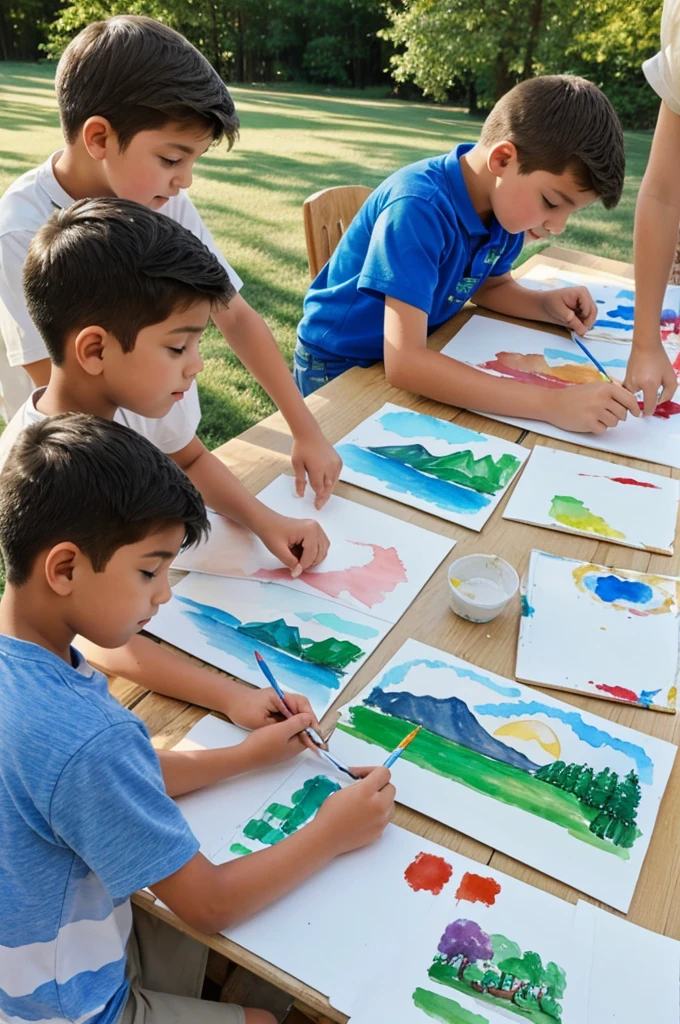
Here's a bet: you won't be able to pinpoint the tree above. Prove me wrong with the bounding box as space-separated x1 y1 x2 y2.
491 933 522 990
438 919 494 981
584 768 618 809
535 760 566 785
607 771 641 826
573 766 594 800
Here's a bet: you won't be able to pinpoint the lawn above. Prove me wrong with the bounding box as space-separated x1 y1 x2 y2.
0 62 653 450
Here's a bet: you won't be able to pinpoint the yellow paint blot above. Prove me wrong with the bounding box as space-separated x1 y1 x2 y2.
450 577 462 588
494 720 561 759
667 686 677 710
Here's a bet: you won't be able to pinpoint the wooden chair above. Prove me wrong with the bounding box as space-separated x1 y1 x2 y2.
303 185 372 279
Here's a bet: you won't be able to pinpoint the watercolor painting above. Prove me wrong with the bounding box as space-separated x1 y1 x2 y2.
335 402 528 531
173 474 454 621
331 638 676 910
503 446 679 555
228 763 344 857
517 550 679 713
519 263 680 344
440 318 680 469
147 573 388 717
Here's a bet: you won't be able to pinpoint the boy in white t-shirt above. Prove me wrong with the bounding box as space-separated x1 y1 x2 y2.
623 0 680 412
0 196 333 718
0 13 341 505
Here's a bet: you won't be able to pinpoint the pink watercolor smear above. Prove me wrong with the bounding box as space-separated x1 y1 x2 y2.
254 541 407 608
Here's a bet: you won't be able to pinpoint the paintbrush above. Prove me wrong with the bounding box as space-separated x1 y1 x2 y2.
254 650 359 780
383 725 422 768
570 331 613 383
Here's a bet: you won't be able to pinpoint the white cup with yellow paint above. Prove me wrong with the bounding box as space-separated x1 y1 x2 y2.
447 554 519 623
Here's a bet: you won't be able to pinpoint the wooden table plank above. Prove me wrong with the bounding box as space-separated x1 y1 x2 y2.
125 246 680 1017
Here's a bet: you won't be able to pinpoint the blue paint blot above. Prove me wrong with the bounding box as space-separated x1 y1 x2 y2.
295 611 379 639
583 574 653 605
473 700 654 784
378 657 521 698
521 595 535 617
594 319 633 332
639 689 663 708
605 305 635 322
337 443 491 515
616 288 635 301
377 409 486 445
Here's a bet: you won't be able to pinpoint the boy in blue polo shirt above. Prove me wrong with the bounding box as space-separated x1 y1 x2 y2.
297 74 641 435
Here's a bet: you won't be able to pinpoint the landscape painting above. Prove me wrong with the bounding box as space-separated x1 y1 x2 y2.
335 402 528 530
147 572 388 717
503 446 679 555
440 317 680 469
331 638 676 910
517 549 679 713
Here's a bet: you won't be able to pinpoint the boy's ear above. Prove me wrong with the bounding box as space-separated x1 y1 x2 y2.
44 542 79 596
74 326 108 377
82 116 117 161
487 141 518 178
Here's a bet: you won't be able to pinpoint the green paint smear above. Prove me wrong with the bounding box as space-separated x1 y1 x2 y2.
238 775 341 852
427 964 563 1024
229 842 253 857
549 495 625 539
412 987 489 1024
237 619 363 670
366 444 521 495
338 707 629 859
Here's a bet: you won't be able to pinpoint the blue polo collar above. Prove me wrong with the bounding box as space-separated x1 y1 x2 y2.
444 143 507 245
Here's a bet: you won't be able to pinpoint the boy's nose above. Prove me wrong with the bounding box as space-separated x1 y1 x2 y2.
186 351 204 377
154 576 173 608
173 168 193 191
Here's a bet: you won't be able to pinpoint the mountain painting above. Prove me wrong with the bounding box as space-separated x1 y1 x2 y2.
146 572 388 718
331 638 676 912
336 402 528 531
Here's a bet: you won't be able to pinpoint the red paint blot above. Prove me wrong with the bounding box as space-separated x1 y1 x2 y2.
455 872 502 907
652 400 680 419
577 473 660 490
255 542 407 609
588 680 639 702
404 852 453 895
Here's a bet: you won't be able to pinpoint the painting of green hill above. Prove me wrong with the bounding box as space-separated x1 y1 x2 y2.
237 618 363 670
337 705 628 857
366 444 521 494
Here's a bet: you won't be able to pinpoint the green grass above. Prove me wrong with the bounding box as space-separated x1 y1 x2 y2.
426 966 560 1024
412 987 490 1024
0 62 652 449
337 705 628 857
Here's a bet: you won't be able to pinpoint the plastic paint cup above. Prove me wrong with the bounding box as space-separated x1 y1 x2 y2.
447 554 519 623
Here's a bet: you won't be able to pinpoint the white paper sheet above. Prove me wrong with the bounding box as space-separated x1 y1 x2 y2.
517 549 679 713
503 446 680 554
330 638 676 911
149 477 453 716
335 401 529 531
440 317 680 469
574 901 680 1024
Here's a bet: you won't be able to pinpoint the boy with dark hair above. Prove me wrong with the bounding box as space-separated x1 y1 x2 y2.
0 197 329 722
296 75 641 436
0 413 393 1024
0 14 341 504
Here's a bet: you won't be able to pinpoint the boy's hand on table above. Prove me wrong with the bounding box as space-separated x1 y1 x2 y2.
539 285 598 334
257 510 330 576
226 685 323 739
549 381 641 434
312 766 395 855
291 431 343 510
624 339 677 415
239 713 314 769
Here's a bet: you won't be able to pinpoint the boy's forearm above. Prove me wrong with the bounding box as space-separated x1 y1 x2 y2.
79 633 245 715
472 276 552 323
174 440 273 534
157 744 253 797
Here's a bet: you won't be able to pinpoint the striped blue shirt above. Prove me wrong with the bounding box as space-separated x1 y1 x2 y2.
0 634 199 1024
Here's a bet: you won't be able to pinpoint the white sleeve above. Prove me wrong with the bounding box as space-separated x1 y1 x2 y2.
0 230 50 367
115 379 202 455
165 193 244 292
643 0 680 114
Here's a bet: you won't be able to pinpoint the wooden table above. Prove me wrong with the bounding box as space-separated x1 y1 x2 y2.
116 246 680 1022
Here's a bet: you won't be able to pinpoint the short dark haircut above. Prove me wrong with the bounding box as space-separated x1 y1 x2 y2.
0 414 209 587
480 75 625 210
23 197 235 364
56 15 239 150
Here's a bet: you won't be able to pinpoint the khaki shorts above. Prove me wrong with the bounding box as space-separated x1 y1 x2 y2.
118 905 246 1024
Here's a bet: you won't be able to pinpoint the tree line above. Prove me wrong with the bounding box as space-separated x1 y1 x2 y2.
1 0 664 127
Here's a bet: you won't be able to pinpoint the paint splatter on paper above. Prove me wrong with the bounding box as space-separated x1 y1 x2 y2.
578 473 661 490
572 564 677 616
588 681 662 709
404 852 454 895
549 494 625 539
454 873 502 907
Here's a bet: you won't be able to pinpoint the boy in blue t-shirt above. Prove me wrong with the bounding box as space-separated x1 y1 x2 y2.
0 414 394 1024
297 74 641 435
